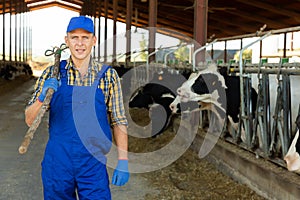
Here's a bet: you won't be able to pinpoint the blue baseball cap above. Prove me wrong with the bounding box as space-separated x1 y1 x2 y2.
67 16 94 34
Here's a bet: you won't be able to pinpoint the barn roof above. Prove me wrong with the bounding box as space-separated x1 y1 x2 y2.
1 0 300 40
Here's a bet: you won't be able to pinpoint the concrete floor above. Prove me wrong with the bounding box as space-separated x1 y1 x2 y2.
0 79 159 200
0 77 270 200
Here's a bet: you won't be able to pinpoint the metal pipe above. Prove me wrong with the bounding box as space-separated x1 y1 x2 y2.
22 6 25 61
25 11 28 61
238 31 272 147
19 11 21 62
28 10 32 61
3 1 6 61
146 48 159 68
9 0 12 62
112 0 117 64
104 0 108 62
231 67 300 75
97 0 101 62
146 44 184 68
224 40 227 62
133 51 144 68
283 32 287 58
126 0 133 65
218 25 300 42
163 43 184 67
15 6 17 62
192 39 217 71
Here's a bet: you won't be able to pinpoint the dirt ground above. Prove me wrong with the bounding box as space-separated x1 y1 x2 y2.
128 109 266 200
0 75 266 200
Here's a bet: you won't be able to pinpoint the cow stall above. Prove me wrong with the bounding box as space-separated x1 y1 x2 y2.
125 37 300 170
220 59 300 164
122 32 300 199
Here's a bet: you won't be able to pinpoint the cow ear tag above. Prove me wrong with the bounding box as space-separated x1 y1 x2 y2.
212 81 216 86
158 75 163 81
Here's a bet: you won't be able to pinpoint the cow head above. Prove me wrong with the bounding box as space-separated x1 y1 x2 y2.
170 64 227 114
169 95 199 114
284 130 300 172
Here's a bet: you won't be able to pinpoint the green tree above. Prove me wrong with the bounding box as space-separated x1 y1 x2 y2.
139 33 148 61
234 48 252 61
174 45 189 62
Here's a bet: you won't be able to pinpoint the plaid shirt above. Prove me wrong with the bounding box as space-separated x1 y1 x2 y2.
28 58 128 127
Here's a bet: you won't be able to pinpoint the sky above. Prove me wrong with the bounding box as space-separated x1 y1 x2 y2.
29 6 181 62
30 6 77 60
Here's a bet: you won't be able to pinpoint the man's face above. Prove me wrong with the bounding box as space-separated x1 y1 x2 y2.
65 28 96 61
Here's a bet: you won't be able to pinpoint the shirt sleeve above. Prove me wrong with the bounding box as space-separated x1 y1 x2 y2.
27 66 53 106
106 68 128 127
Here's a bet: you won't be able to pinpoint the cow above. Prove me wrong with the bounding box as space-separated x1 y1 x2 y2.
0 64 18 80
284 114 300 172
22 63 33 76
0 62 33 80
129 68 189 137
170 63 258 143
249 70 300 168
113 65 132 97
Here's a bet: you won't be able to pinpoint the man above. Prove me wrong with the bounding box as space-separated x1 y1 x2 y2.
25 16 129 199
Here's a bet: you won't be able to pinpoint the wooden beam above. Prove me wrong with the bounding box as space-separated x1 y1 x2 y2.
27 2 81 12
138 12 193 36
223 9 283 29
236 0 300 20
209 16 252 33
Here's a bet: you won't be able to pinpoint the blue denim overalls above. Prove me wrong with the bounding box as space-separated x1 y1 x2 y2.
41 61 112 200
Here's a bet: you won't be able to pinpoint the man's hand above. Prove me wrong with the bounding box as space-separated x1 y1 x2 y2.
112 159 130 186
38 78 59 102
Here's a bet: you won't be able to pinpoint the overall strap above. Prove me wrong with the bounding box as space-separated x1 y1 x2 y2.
59 60 68 78
97 65 111 80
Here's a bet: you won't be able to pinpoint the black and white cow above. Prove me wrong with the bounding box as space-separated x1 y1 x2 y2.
22 63 33 76
0 64 18 80
284 115 300 172
113 65 132 96
170 64 258 142
129 69 189 137
0 62 33 80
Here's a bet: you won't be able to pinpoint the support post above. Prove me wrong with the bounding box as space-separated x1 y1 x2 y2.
194 0 208 65
125 0 132 66
148 0 157 64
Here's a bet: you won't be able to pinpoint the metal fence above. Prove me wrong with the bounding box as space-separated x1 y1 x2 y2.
218 60 300 167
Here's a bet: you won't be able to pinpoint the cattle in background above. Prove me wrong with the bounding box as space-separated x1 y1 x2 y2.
0 64 18 80
284 114 300 172
22 63 33 76
247 69 300 168
113 65 132 97
0 62 33 80
170 63 258 143
129 68 189 137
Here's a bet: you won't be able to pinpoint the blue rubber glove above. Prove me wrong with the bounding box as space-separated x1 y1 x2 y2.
38 78 59 102
112 160 130 186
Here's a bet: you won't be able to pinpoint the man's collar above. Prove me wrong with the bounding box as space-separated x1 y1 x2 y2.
66 56 97 72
